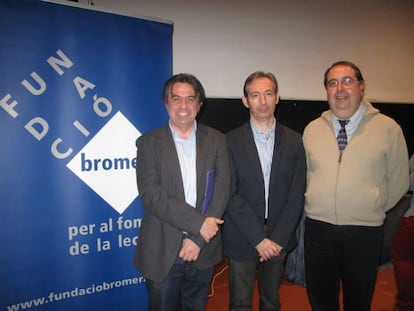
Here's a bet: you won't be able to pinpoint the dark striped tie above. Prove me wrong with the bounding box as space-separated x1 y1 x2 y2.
337 120 349 153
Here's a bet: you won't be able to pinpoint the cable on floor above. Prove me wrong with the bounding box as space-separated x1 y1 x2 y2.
208 263 229 298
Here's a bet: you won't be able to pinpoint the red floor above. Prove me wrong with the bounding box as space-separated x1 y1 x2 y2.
205 261 397 311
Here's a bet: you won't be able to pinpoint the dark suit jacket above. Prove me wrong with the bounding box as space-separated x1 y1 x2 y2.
133 123 230 282
222 121 306 260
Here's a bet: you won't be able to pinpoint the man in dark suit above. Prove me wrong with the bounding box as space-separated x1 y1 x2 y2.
222 71 306 311
133 73 230 311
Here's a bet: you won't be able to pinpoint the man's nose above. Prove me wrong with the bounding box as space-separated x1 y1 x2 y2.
259 94 267 104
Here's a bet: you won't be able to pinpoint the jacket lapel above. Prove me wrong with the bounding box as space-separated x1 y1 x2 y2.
243 123 265 186
157 125 185 199
195 125 208 210
270 124 284 184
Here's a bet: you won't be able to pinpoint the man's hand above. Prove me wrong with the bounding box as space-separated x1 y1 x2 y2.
200 217 224 242
179 238 201 262
255 238 282 262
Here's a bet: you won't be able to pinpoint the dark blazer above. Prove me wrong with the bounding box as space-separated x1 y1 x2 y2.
133 123 230 282
222 121 306 261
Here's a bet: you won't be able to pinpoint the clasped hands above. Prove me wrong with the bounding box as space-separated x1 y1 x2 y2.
255 238 283 262
178 217 223 262
200 216 223 243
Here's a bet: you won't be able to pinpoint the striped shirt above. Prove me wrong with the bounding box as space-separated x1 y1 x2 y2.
251 118 276 219
170 121 197 208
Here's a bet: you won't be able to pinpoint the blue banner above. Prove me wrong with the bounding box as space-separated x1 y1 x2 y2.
0 1 172 310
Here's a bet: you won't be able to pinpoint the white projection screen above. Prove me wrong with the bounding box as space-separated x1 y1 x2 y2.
91 0 414 103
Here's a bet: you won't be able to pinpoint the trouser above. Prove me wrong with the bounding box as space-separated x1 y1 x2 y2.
146 261 213 311
228 254 286 311
392 216 414 311
304 218 383 311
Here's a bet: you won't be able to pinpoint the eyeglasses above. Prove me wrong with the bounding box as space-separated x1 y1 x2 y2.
326 77 358 88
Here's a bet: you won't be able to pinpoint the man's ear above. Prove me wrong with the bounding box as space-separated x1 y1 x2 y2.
359 81 366 96
242 96 249 108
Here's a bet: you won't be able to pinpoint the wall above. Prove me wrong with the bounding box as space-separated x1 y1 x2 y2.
74 0 414 103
